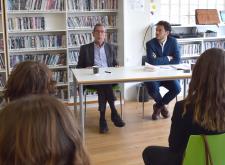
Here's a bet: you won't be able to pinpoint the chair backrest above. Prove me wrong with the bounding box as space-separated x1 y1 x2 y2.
142 55 147 65
182 133 225 165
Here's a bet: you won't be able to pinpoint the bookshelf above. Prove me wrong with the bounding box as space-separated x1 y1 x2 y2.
171 25 225 63
0 0 8 92
67 0 118 101
5 0 68 100
2 0 119 102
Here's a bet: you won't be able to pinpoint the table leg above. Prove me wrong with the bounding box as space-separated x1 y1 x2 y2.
79 84 85 141
73 76 77 115
183 79 187 99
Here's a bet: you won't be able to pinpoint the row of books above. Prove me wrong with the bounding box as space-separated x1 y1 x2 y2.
8 17 45 31
67 15 116 28
0 39 4 51
69 50 79 65
68 0 118 11
180 44 201 56
7 0 65 11
10 53 66 68
0 74 5 88
204 41 225 50
68 33 92 47
55 87 68 100
8 35 66 50
68 32 117 46
0 54 5 69
52 70 67 83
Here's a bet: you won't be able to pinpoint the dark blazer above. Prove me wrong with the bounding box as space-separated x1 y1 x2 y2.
146 36 180 65
169 100 225 156
77 42 118 68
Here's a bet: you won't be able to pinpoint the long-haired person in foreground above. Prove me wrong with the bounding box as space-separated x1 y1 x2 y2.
143 48 225 165
4 61 56 101
0 95 90 165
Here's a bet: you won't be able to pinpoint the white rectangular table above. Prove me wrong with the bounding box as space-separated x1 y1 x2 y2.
72 66 192 139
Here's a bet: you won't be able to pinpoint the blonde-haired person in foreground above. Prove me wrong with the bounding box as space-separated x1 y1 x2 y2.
143 48 225 165
0 95 90 165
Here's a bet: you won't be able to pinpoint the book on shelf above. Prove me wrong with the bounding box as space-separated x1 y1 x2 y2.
52 70 67 83
204 41 225 50
7 0 65 11
67 0 117 11
8 34 66 50
67 15 116 28
68 32 117 46
8 17 45 31
10 53 66 68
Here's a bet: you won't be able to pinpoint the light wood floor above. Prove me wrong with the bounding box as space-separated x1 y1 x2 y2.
84 99 177 165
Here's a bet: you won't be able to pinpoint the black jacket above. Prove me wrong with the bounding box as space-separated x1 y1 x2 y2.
169 100 225 155
77 42 118 68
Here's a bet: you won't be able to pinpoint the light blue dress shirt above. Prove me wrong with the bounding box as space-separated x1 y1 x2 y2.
94 43 108 67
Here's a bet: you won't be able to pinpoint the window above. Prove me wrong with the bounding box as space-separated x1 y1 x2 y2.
158 0 225 24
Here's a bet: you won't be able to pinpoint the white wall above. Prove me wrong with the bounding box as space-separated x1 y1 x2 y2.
123 0 152 100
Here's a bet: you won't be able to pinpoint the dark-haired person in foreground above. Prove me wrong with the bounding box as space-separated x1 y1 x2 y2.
143 48 225 165
145 20 181 120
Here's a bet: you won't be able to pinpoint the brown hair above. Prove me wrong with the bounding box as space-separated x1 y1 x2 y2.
93 23 105 32
184 48 225 131
0 95 90 165
156 20 172 33
4 61 56 101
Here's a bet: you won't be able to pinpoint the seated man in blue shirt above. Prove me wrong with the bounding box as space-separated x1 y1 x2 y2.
145 20 181 120
77 23 125 133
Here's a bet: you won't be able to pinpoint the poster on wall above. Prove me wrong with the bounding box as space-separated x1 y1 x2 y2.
128 0 145 11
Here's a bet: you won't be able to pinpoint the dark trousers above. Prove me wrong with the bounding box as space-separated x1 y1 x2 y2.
145 80 181 107
87 84 116 112
142 146 182 165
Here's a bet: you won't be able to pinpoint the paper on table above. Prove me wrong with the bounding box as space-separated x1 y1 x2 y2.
171 64 190 70
144 62 158 71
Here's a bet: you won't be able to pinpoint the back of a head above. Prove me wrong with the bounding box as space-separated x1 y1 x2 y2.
0 95 90 165
185 48 225 131
4 61 56 101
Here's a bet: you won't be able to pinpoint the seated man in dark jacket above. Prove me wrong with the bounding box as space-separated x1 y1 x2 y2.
77 23 125 133
145 20 181 120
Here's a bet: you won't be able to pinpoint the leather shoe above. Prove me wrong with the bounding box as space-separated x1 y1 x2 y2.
99 119 109 133
161 105 170 118
111 112 125 127
152 104 161 120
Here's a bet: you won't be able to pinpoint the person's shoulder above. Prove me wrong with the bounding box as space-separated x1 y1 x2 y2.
81 42 94 49
146 38 157 45
168 36 178 42
173 100 186 116
174 100 194 117
174 100 185 110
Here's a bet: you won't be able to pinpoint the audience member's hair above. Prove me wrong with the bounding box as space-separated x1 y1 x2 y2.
184 48 225 131
156 20 172 33
0 95 90 165
4 61 56 101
